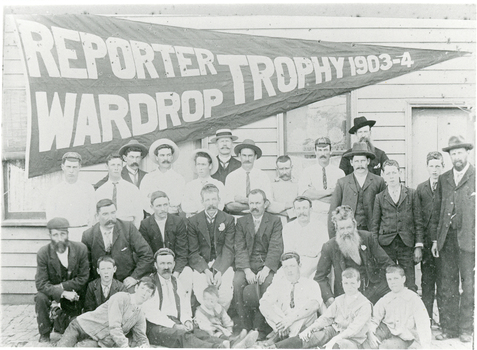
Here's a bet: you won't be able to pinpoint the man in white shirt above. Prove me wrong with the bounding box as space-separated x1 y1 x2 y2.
225 139 272 215
95 154 144 228
282 197 329 279
143 248 230 348
182 149 225 217
140 139 185 214
298 137 344 233
259 252 322 345
270 156 299 222
46 152 96 242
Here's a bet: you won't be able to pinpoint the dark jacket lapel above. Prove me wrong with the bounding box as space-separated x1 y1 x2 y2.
151 216 164 247
397 186 408 207
94 280 102 306
456 164 474 190
246 215 255 256
361 173 373 192
383 188 396 208
198 212 211 247
121 166 133 184
67 242 77 277
256 214 269 241
111 222 120 247
48 244 62 278
164 215 174 246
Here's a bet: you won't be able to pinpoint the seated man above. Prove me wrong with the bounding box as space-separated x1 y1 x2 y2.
83 256 127 312
35 218 90 342
56 277 155 347
144 248 230 348
259 252 322 345
315 205 394 306
364 266 431 349
274 267 372 349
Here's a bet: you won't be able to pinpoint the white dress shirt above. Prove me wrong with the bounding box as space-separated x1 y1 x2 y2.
154 217 167 242
140 168 186 213
224 167 272 204
96 179 144 228
453 162 470 186
56 247 69 268
181 177 225 216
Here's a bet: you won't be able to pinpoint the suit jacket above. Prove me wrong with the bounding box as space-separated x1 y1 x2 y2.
234 212 284 272
187 210 235 274
94 167 147 190
339 147 389 176
35 241 90 302
416 179 437 248
429 164 475 252
84 278 127 312
370 186 424 247
82 219 154 282
139 214 188 273
314 230 394 303
328 172 386 237
211 156 242 184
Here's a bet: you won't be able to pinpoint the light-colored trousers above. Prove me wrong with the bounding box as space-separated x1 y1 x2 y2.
192 266 234 311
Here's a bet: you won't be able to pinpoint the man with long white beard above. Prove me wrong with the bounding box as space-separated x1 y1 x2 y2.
314 205 393 307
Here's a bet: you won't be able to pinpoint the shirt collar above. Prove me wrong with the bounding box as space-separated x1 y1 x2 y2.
126 165 138 175
205 210 218 222
252 214 264 223
100 226 114 235
56 246 69 258
157 273 172 286
101 281 113 289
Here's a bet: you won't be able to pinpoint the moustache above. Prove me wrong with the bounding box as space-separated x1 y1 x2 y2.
105 219 116 226
54 240 68 253
221 146 230 150
356 166 366 170
162 269 172 274
251 208 259 213
206 205 218 211
243 161 251 164
319 155 328 159
131 162 139 167
161 160 171 164
298 213 308 217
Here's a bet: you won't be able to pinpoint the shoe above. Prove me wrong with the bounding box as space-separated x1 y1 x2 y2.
231 329 249 347
460 334 473 343
435 332 458 341
39 334 50 343
232 330 259 349
218 340 231 348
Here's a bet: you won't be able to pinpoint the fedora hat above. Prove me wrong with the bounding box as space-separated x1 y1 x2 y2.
210 129 239 143
234 139 262 159
343 142 376 160
118 139 148 158
149 139 180 164
349 116 376 134
442 135 474 153
191 148 219 175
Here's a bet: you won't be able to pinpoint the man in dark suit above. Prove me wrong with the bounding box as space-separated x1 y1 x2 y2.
339 116 389 176
370 159 425 291
430 136 475 343
315 205 393 306
233 189 284 336
416 151 444 322
94 139 148 189
84 256 127 312
35 217 90 342
328 142 386 237
188 184 235 310
82 199 154 291
210 129 241 184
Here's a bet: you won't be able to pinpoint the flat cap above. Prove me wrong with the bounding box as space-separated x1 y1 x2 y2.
315 137 332 147
47 217 70 230
62 152 82 162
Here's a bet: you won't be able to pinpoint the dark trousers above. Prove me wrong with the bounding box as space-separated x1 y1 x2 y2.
233 270 274 332
421 245 440 320
362 322 413 349
146 321 225 348
381 235 417 291
437 228 475 335
56 319 93 347
35 292 81 335
276 326 361 349
362 279 390 305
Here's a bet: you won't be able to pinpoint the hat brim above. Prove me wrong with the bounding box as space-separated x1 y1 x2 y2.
191 149 219 175
442 143 474 153
148 139 180 164
210 135 239 143
349 120 376 134
234 144 262 159
343 150 376 160
118 142 148 158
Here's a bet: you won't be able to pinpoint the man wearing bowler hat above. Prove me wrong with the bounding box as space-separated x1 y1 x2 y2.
210 129 242 184
140 139 185 215
224 139 273 215
339 117 389 176
94 139 148 190
430 136 475 343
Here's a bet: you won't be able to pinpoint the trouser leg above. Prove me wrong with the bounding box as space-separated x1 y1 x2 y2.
178 266 193 297
459 248 475 335
56 319 90 347
396 240 417 292
192 269 209 306
35 292 52 336
421 246 437 320
372 322 413 349
218 267 234 311
253 272 275 334
233 270 252 331
303 325 338 348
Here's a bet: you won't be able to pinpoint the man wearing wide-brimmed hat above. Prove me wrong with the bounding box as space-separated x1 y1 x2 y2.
94 139 148 190
210 129 242 184
181 148 225 217
328 142 386 237
140 139 185 215
339 117 389 176
224 139 272 215
429 135 475 343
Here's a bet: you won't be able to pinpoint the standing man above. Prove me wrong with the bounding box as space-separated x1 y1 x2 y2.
140 138 185 214
328 142 386 237
46 152 95 242
416 151 444 322
270 155 300 221
225 139 273 215
94 139 148 189
430 136 475 343
95 154 144 228
82 199 154 290
182 149 226 217
210 129 241 184
35 218 90 342
298 137 344 226
187 184 235 310
234 189 284 336
339 116 389 176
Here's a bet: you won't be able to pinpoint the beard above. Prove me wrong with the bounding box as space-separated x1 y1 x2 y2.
336 228 362 265
360 138 375 153
53 240 68 254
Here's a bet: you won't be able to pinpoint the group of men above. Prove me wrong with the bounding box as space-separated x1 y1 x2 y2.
35 115 475 348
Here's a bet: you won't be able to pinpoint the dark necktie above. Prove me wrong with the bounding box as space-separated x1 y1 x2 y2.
112 182 118 207
322 167 327 190
290 282 298 309
103 285 110 298
246 172 251 196
130 171 138 186
432 182 437 192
